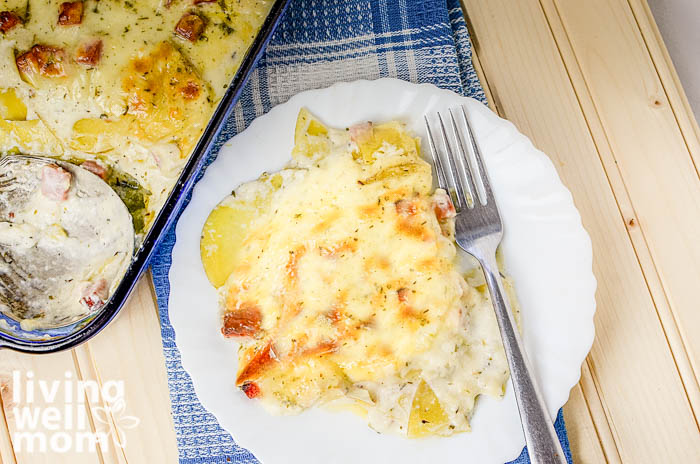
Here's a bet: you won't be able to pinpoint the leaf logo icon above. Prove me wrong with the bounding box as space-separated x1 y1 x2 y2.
92 398 140 448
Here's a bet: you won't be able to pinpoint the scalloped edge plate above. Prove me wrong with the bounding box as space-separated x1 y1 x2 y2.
168 78 596 464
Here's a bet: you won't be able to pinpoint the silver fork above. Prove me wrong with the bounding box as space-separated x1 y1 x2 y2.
425 106 567 464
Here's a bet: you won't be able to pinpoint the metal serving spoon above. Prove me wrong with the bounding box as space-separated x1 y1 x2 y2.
0 155 134 330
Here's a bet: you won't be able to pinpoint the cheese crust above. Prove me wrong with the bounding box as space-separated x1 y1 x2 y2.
204 110 518 437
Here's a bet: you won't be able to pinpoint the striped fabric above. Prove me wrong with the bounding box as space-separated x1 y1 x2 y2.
150 0 573 462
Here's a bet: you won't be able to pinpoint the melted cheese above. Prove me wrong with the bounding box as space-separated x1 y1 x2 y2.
203 110 517 437
0 0 273 230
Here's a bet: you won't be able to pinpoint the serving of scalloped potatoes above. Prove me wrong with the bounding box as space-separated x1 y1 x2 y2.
200 109 518 437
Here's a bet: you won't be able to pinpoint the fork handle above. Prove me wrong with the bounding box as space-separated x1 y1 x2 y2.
477 251 568 464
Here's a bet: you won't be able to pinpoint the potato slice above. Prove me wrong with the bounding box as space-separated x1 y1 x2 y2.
200 200 258 288
70 118 132 153
0 89 27 121
353 121 420 164
200 171 293 287
0 118 63 155
408 380 449 438
360 162 432 194
291 108 331 162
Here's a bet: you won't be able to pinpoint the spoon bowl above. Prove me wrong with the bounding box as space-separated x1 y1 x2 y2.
0 155 134 330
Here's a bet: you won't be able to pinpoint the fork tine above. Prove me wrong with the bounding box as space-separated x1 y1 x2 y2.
424 115 448 191
448 108 478 208
436 112 468 211
460 105 493 205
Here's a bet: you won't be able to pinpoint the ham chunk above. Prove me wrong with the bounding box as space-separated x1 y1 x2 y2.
240 381 261 399
41 164 72 201
81 160 107 179
58 1 82 26
432 189 456 220
0 11 21 34
75 39 103 67
395 198 418 216
349 121 373 145
174 12 205 42
222 303 262 338
16 45 67 77
81 278 108 310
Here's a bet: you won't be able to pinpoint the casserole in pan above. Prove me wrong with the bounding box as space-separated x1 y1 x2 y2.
0 0 290 352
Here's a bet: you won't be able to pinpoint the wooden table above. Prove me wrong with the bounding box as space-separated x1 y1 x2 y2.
1 0 698 462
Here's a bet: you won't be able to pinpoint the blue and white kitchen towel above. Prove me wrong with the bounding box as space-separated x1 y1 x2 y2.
151 0 574 462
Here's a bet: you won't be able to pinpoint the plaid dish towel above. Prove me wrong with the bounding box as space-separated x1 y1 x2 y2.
150 0 574 462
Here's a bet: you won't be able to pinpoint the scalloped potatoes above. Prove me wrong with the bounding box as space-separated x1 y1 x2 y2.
0 0 273 233
201 109 517 437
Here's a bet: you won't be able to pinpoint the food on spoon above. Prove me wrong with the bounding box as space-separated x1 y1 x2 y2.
200 109 520 437
40 164 72 201
0 159 133 329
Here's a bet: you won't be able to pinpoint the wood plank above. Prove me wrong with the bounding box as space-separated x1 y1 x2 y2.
577 362 622 463
0 385 17 464
71 348 128 464
78 275 179 464
0 351 106 464
461 0 700 462
546 0 700 421
563 382 609 464
626 0 700 170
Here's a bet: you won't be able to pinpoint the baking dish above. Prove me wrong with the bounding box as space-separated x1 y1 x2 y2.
0 0 291 353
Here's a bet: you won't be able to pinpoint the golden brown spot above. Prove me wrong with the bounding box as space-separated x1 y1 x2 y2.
417 257 437 271
121 41 206 138
311 209 341 233
285 246 306 284
318 240 357 258
302 340 338 357
396 219 432 241
180 80 200 99
358 203 380 217
363 254 390 272
236 342 274 385
325 307 342 324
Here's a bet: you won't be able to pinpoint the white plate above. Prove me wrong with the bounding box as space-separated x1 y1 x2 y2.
168 78 596 464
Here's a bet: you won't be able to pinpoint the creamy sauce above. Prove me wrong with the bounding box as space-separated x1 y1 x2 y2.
0 0 273 231
0 158 133 329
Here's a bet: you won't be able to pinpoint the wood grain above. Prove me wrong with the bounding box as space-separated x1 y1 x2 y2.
626 0 700 170
462 0 700 462
562 383 609 464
